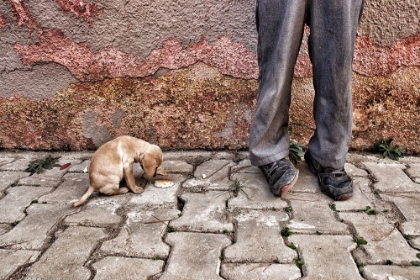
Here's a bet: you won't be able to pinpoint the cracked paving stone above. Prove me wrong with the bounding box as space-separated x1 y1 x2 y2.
361 265 420 280
0 186 53 223
339 213 419 265
224 209 296 263
286 193 349 234
221 263 301 280
0 224 11 235
405 163 420 181
288 235 363 280
183 159 235 191
0 158 35 171
65 195 130 227
129 174 185 209
101 208 180 259
193 160 235 180
162 151 213 163
363 162 419 192
228 173 288 210
380 193 420 221
287 164 320 194
26 226 107 280
409 236 420 250
92 256 164 280
160 232 231 280
0 171 30 193
230 159 261 174
169 191 233 233
41 173 89 204
17 177 62 188
0 158 15 167
160 160 194 173
345 162 369 177
68 160 90 173
0 249 40 279
380 193 420 249
334 177 391 212
0 203 77 250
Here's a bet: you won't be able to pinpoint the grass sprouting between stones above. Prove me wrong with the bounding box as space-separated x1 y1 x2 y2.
355 236 368 245
25 155 60 175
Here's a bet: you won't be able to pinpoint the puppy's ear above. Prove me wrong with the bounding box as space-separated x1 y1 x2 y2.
141 152 160 179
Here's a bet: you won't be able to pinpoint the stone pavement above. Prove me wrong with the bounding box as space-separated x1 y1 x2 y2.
0 150 419 280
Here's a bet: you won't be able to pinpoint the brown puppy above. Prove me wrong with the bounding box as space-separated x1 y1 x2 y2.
73 135 163 207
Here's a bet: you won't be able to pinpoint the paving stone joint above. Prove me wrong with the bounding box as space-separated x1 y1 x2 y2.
0 151 419 279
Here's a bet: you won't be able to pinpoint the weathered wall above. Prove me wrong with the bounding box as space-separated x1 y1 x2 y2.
0 0 419 153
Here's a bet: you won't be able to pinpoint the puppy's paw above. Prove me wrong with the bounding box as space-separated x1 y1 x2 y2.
132 186 144 194
118 187 129 194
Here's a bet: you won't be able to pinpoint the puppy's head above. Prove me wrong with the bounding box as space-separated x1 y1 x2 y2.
140 144 163 180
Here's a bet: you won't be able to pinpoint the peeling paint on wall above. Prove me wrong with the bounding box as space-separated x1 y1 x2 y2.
14 32 258 81
55 0 100 24
0 0 420 153
0 63 257 150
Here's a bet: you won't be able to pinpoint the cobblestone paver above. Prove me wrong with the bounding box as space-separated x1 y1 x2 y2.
0 151 419 279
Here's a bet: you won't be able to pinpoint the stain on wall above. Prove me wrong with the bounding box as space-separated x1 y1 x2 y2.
0 0 419 153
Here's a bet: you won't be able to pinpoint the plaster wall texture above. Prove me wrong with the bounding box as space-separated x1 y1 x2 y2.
0 0 419 153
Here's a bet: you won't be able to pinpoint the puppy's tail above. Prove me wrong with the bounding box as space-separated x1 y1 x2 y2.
73 185 95 207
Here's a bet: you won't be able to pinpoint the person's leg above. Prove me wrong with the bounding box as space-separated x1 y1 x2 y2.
306 0 364 169
304 0 364 200
249 0 307 167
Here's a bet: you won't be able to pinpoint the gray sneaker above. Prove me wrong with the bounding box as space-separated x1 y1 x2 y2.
259 158 299 197
304 151 353 201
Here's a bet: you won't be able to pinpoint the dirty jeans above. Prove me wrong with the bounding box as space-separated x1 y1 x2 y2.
249 0 364 169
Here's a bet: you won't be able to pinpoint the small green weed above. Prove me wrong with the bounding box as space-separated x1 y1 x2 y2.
289 140 305 164
355 236 368 245
295 257 304 268
153 256 161 260
385 260 393 265
329 202 337 212
364 206 378 215
11 221 19 227
25 155 60 175
404 234 412 240
372 138 404 160
373 189 381 195
417 253 420 259
222 229 230 235
281 227 293 237
167 226 175 233
229 179 250 198
284 206 293 213
289 242 297 250
31 200 38 205
219 256 224 261
411 261 420 267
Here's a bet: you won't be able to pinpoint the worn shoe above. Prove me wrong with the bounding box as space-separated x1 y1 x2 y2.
304 151 353 201
259 158 299 197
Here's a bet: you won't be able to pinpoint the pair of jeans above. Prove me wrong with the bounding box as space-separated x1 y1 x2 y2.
249 0 364 169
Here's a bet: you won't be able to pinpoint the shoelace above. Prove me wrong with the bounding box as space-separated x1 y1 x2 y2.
324 168 350 179
262 159 287 177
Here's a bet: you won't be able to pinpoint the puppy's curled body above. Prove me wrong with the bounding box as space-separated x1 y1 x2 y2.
73 136 162 207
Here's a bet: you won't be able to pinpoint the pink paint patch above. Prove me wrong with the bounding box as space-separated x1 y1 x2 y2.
354 35 420 76
14 31 259 81
7 0 38 30
55 0 100 25
0 15 6 28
